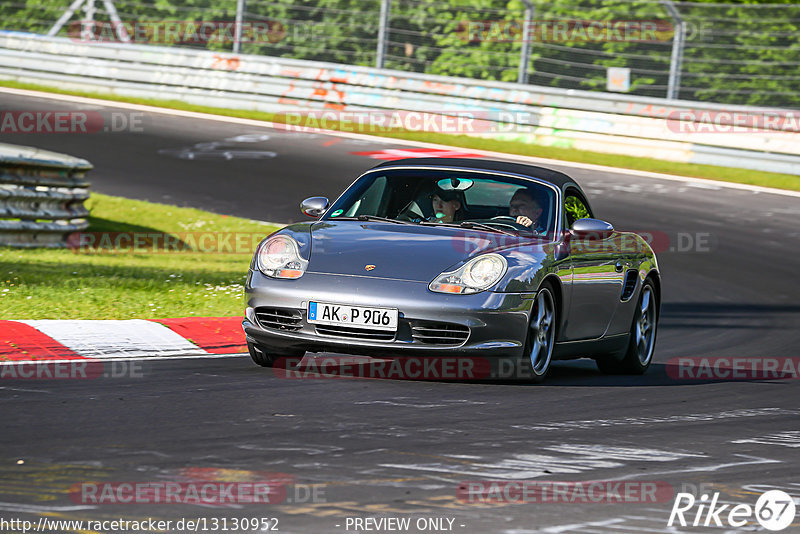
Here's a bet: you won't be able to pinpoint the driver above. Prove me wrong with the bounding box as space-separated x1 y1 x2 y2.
509 189 543 229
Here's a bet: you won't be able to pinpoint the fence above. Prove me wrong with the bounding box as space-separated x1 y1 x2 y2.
0 33 798 176
1 0 799 108
0 142 91 247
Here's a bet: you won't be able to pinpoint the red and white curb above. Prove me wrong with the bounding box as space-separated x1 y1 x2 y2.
0 317 247 362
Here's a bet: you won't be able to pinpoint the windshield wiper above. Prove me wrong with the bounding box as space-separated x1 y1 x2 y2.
346 216 519 236
417 220 517 237
347 215 413 225
458 221 517 237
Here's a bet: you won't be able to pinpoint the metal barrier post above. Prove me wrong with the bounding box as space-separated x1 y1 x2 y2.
47 0 129 42
234 0 246 54
663 0 686 100
517 0 535 85
376 0 391 69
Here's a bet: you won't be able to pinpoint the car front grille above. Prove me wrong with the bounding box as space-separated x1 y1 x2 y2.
314 324 396 341
255 307 303 331
411 321 470 345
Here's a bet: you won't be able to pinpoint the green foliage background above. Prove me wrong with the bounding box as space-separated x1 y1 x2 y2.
2 0 798 107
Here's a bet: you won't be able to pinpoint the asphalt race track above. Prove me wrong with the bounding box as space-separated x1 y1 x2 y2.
2 91 800 533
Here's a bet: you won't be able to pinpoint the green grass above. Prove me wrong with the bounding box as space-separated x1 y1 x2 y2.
2 79 799 191
0 193 280 319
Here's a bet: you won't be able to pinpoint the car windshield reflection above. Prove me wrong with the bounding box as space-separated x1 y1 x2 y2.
324 169 557 238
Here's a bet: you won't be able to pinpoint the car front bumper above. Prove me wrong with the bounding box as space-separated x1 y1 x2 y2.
243 270 533 359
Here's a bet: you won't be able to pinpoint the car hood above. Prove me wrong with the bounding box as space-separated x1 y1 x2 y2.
304 220 536 282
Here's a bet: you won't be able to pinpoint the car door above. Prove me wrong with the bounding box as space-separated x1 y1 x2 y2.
561 188 624 341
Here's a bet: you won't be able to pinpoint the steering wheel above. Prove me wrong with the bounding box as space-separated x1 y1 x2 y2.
396 201 425 222
489 215 529 230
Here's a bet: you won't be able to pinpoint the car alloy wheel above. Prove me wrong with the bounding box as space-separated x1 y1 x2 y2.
634 284 657 366
528 286 556 380
595 278 658 375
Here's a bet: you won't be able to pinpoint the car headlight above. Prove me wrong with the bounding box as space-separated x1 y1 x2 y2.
429 253 507 294
256 235 308 279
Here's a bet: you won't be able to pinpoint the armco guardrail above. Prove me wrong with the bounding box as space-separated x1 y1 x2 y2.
0 142 91 247
0 32 798 176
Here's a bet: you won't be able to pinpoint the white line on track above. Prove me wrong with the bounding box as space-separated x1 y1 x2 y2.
1 86 798 199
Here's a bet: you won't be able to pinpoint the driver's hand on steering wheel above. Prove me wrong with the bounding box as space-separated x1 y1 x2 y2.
515 215 533 227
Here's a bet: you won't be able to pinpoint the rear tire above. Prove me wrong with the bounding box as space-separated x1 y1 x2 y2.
247 342 304 368
596 279 658 375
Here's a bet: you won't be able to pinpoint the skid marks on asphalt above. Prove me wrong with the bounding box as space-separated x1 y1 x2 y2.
354 398 490 409
732 430 800 448
237 443 345 456
510 407 800 432
157 130 382 161
378 444 706 479
502 514 688 534
278 494 509 518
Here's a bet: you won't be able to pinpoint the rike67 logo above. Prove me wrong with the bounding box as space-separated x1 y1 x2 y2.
668 490 796 531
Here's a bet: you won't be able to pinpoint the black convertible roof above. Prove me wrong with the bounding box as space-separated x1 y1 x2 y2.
372 157 578 189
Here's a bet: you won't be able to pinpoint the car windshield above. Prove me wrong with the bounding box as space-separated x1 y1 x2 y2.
323 168 558 238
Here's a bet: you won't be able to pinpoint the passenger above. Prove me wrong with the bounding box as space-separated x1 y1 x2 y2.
509 189 543 229
430 190 465 223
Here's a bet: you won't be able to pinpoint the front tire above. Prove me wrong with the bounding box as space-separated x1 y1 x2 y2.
596 279 658 375
510 284 557 383
247 342 304 368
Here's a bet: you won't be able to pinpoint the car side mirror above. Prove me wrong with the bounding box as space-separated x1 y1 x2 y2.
570 218 614 238
300 196 329 218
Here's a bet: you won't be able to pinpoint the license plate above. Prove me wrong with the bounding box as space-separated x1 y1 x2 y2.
307 302 398 331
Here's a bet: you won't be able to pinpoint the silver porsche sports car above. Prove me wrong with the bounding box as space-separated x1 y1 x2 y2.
243 158 660 382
